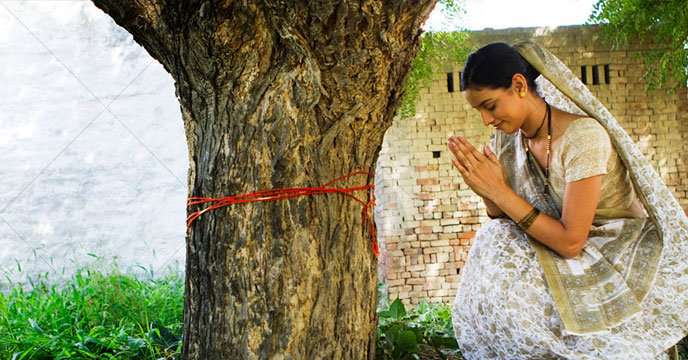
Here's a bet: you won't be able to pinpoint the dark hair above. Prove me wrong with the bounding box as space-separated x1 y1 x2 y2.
460 42 540 92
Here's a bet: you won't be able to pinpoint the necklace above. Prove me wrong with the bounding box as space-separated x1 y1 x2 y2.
523 100 548 139
524 101 552 192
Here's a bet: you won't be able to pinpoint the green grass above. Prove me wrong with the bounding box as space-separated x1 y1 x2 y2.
0 269 685 359
0 264 184 359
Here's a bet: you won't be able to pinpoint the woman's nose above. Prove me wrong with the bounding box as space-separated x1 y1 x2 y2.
480 110 493 126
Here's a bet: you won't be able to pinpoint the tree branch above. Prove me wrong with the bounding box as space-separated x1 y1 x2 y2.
90 0 178 72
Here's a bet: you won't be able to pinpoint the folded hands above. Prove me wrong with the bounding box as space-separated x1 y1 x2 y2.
447 136 510 202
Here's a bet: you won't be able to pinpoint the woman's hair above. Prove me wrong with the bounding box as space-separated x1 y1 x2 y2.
460 42 541 93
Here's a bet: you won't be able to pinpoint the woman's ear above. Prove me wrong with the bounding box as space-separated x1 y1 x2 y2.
511 73 528 97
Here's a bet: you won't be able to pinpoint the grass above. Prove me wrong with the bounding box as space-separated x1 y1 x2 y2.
0 267 685 359
0 263 184 359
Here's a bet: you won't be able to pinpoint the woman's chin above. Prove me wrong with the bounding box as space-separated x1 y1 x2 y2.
496 124 515 133
504 126 517 133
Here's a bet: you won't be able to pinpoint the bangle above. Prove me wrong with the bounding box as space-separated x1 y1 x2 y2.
517 207 540 230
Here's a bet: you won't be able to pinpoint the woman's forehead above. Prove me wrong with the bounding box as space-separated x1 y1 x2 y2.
462 87 504 108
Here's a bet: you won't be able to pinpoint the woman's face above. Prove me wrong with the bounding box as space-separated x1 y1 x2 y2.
461 85 525 133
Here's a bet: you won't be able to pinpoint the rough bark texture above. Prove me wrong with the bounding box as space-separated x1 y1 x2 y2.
90 1 435 358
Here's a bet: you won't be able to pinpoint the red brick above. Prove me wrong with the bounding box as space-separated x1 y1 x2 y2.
417 193 434 200
459 231 476 239
417 178 439 185
416 226 433 234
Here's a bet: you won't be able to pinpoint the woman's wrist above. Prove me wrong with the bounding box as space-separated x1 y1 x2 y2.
483 182 512 206
482 194 505 218
491 186 518 211
486 209 503 219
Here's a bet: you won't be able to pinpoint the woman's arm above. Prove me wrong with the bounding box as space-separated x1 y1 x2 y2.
492 175 602 259
482 195 506 218
480 140 506 218
449 137 600 258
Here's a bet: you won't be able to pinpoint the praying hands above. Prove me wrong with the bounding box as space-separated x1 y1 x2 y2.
447 136 511 202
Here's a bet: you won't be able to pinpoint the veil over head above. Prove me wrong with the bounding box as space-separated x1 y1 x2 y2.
490 40 688 335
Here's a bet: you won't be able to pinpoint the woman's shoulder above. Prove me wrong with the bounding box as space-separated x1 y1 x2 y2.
568 116 603 130
559 116 614 182
562 116 609 142
559 116 613 161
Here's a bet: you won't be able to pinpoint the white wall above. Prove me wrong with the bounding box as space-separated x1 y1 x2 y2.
0 1 187 290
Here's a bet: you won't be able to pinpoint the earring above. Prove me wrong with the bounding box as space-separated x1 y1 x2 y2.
519 91 526 97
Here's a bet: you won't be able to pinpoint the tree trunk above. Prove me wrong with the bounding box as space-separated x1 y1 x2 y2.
90 1 436 358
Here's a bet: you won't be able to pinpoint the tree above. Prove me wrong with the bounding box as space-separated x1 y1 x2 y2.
89 1 438 358
587 0 688 91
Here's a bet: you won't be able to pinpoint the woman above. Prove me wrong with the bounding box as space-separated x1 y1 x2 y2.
448 41 688 359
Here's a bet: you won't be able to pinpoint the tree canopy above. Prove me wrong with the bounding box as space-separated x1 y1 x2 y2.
399 30 474 118
398 0 474 118
587 0 688 92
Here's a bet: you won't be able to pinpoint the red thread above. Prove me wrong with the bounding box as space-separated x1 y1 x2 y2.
186 170 379 258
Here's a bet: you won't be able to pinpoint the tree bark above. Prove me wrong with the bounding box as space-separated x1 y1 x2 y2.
90 1 436 358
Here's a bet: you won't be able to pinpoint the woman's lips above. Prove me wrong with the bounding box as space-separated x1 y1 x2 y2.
493 121 503 129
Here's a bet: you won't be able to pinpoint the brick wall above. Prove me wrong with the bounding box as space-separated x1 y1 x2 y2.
374 24 688 307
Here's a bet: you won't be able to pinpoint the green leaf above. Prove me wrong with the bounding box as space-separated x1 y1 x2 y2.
127 336 146 350
428 334 459 349
388 298 406 319
377 309 390 319
416 299 429 314
148 320 180 349
396 329 418 352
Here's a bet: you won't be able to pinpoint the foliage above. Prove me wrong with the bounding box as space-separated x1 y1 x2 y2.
397 1 475 119
0 265 184 359
376 297 462 360
586 0 688 92
2 269 688 359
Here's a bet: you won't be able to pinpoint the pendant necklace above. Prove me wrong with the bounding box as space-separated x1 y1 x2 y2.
524 101 552 193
